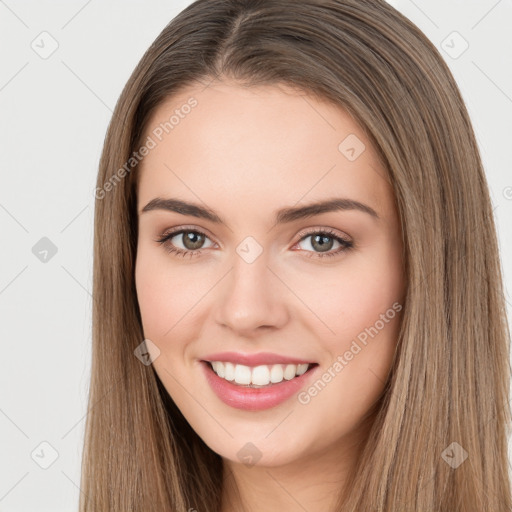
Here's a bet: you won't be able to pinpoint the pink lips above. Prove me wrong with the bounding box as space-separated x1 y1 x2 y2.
199 353 319 411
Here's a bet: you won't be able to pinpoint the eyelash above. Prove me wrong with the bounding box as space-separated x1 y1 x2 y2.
154 226 354 260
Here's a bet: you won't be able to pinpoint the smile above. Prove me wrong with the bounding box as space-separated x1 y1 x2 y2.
206 361 313 387
200 359 319 411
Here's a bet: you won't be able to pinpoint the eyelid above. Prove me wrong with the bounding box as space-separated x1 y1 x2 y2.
295 226 352 244
158 224 351 243
158 224 218 244
155 224 353 258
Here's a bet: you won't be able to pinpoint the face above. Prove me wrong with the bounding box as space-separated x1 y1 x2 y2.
135 80 405 468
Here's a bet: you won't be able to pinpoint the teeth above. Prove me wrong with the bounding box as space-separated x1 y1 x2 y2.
270 364 284 383
234 364 251 385
208 361 312 387
296 363 309 376
283 364 296 380
224 362 235 381
252 365 270 385
212 361 225 378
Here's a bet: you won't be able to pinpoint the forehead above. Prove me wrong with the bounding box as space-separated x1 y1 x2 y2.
136 81 392 221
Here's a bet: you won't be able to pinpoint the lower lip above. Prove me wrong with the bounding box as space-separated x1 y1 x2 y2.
200 361 318 411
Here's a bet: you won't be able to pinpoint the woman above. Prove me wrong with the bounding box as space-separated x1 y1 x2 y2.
82 0 512 510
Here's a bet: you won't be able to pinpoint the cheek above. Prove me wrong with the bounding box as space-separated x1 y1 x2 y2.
295 274 403 449
294 246 403 349
134 246 214 369
135 246 185 339
299 246 403 428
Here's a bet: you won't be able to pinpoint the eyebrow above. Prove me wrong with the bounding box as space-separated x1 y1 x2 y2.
140 196 379 226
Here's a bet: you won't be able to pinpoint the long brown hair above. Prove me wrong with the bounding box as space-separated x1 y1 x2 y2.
81 0 512 510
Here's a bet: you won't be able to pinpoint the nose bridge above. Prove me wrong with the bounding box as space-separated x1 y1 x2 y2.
215 240 288 334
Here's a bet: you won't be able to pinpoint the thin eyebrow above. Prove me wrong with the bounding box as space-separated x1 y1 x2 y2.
140 197 379 226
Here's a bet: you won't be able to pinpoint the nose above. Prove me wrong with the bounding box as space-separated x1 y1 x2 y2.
214 252 290 337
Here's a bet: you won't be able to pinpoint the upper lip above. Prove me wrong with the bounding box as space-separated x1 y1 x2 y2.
201 351 315 367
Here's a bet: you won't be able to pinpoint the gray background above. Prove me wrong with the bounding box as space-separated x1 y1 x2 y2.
0 0 511 510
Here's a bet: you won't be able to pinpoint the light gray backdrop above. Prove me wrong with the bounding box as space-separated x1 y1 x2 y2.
1 0 511 510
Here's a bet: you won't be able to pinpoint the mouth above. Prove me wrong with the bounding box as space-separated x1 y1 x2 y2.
200 358 320 411
201 360 319 388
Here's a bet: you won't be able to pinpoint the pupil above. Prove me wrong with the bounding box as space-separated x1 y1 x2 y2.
184 231 204 250
312 235 333 252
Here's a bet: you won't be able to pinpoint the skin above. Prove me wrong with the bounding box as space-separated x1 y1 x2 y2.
135 79 405 512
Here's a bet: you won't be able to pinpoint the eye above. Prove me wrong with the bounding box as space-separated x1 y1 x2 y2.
155 227 353 259
155 228 215 258
293 228 353 259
